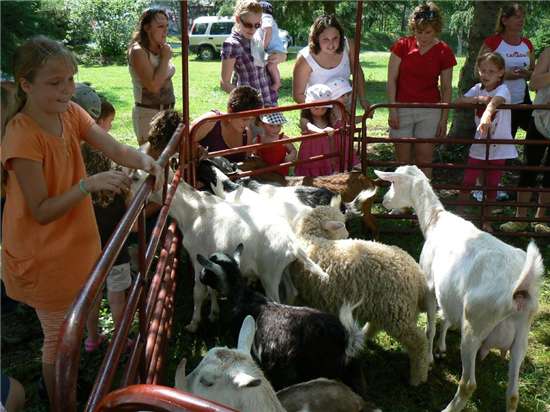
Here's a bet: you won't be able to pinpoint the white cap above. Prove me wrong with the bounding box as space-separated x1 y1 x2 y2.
305 84 332 106
326 77 352 99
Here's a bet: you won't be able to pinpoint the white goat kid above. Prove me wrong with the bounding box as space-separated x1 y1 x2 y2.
175 315 286 412
169 180 328 332
375 165 544 412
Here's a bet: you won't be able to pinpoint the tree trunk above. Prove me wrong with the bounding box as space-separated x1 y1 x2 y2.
448 1 505 138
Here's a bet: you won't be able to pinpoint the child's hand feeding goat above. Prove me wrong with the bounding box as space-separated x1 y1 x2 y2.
375 165 544 412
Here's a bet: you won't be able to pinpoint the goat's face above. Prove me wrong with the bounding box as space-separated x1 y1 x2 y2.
374 166 423 210
185 347 262 408
197 245 243 296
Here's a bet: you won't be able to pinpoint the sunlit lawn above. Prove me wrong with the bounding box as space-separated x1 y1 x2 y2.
77 50 465 146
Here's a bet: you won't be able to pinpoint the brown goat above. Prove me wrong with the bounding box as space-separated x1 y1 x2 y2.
286 171 380 239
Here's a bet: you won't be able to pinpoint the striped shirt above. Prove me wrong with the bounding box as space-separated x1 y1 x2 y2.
221 31 277 107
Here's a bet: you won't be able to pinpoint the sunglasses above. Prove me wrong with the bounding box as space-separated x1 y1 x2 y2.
414 10 437 21
240 18 261 30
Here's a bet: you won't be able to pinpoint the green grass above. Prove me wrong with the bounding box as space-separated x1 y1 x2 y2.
77 51 465 145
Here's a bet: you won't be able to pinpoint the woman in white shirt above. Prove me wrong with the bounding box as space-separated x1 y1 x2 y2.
292 15 369 113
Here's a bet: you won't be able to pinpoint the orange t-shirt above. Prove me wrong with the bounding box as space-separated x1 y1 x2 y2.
1 102 101 311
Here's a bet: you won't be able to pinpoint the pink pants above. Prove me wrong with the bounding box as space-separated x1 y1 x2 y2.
463 157 505 201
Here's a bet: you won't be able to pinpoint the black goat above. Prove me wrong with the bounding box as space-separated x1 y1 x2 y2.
196 244 368 399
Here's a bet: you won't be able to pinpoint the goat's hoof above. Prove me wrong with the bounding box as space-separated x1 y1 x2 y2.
185 322 199 333
208 312 219 323
435 351 446 359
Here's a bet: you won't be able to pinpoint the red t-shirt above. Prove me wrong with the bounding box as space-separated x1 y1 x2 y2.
390 36 457 103
257 139 289 176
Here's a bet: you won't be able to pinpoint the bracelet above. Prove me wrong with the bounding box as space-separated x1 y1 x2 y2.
79 179 90 196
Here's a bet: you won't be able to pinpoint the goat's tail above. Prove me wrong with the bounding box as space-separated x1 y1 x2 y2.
294 244 330 280
513 241 544 311
339 299 365 360
344 187 377 218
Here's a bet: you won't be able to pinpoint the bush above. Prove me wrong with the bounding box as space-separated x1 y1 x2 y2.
65 0 149 65
0 0 70 75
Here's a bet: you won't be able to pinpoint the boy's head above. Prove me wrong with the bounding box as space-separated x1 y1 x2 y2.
148 109 182 159
257 111 287 137
72 83 101 120
97 98 116 132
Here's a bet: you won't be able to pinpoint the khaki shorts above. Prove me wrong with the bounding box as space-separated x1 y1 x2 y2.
390 108 441 139
106 263 132 293
132 106 159 145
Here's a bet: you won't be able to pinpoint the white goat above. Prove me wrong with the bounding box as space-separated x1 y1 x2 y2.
168 180 328 332
176 315 286 412
375 165 544 412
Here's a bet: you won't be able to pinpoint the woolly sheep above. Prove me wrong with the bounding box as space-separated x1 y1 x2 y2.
196 244 367 397
375 165 544 412
292 205 437 386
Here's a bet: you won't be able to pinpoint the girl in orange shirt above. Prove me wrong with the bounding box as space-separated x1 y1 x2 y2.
1 36 163 407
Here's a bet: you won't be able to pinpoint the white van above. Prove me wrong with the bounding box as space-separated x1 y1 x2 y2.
189 16 291 60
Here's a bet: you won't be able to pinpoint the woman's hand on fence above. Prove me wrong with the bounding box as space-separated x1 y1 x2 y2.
388 109 399 129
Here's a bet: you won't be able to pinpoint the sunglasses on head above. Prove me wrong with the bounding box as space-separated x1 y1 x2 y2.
240 18 261 30
414 10 437 21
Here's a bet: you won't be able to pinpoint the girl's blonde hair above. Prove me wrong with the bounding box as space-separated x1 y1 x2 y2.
495 3 525 34
234 0 262 19
409 2 443 34
8 36 77 126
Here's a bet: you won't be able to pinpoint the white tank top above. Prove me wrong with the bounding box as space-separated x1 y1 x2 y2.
299 39 351 88
129 47 176 105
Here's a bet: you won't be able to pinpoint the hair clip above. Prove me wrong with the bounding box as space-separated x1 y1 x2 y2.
414 10 437 21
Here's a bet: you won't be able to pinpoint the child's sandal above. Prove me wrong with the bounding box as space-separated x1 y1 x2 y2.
84 334 106 352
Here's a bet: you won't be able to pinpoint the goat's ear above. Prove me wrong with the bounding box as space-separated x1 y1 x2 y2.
330 194 342 209
233 243 244 266
322 220 345 232
233 371 261 388
196 254 210 268
374 170 398 182
237 315 256 354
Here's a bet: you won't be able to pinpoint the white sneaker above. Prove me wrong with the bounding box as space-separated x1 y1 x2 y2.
471 190 484 202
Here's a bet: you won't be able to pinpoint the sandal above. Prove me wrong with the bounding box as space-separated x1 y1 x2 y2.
85 334 107 352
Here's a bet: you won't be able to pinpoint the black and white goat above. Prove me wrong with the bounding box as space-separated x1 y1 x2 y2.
196 244 367 398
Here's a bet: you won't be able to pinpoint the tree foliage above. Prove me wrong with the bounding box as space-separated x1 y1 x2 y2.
64 0 149 64
0 0 69 75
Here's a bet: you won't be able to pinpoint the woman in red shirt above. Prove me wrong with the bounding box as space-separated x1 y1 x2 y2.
387 2 456 179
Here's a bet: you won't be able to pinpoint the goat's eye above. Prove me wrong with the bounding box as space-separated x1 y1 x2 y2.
200 376 214 387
